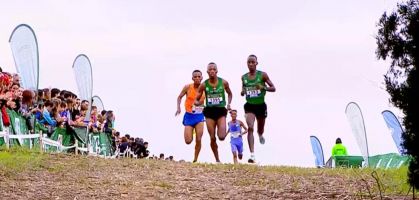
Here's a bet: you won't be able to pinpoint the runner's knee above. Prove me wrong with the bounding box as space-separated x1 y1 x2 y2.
196 137 202 143
185 139 192 145
248 127 254 133
218 135 226 141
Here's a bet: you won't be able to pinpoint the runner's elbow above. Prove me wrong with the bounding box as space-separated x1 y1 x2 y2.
271 87 276 92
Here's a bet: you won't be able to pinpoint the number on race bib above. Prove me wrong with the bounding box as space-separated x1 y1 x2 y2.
246 89 261 98
208 97 222 105
192 105 204 114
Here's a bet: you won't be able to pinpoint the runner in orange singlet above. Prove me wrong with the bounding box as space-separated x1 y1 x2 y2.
175 70 205 162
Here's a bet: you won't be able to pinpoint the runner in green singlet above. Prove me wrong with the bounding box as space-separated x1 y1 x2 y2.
195 62 233 163
241 55 276 163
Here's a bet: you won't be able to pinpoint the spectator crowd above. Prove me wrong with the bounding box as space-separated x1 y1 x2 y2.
0 66 171 160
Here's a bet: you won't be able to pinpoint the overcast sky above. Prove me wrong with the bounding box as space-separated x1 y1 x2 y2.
0 0 403 166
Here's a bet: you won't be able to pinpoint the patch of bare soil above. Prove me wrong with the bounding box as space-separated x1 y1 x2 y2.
0 154 405 199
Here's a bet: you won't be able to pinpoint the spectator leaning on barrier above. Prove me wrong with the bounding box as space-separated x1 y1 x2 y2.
131 137 140 154
40 100 57 137
137 141 149 158
128 137 134 150
104 110 114 134
89 106 98 132
112 131 120 151
0 85 10 126
19 90 39 131
65 99 76 126
118 136 129 153
70 98 80 121
54 101 67 128
97 110 105 131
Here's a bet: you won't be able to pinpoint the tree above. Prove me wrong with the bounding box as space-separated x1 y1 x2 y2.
376 0 419 188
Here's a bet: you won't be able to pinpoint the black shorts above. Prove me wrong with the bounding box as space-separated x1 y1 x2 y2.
244 103 267 118
203 107 227 121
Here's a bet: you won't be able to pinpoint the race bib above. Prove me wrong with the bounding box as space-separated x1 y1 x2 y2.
231 132 241 138
192 105 204 114
208 97 222 105
246 88 261 98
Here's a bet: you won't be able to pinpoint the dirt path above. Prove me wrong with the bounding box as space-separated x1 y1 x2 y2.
0 154 404 199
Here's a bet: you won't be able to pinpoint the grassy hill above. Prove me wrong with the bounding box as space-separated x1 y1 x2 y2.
0 148 413 199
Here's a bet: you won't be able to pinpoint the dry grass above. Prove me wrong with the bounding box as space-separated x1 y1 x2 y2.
0 149 413 199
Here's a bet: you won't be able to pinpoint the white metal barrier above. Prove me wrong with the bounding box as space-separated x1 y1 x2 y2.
0 128 117 159
0 129 81 154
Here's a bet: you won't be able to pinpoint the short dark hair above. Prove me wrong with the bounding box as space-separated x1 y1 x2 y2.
248 54 258 60
44 100 53 107
336 138 342 144
37 89 43 97
229 109 237 114
63 91 71 99
51 88 60 98
144 142 148 145
192 69 202 75
208 62 216 65
11 83 20 88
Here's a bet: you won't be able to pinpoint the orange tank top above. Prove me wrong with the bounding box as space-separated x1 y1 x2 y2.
185 84 205 113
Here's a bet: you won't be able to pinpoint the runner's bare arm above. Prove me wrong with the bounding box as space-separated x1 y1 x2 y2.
240 120 248 134
262 72 276 92
240 76 246 96
175 85 189 116
194 83 205 105
224 79 233 110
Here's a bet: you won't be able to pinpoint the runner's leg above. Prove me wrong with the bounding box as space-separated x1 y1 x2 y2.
246 113 256 162
184 126 194 144
233 151 238 164
256 116 266 144
216 116 227 141
206 118 220 162
193 122 204 162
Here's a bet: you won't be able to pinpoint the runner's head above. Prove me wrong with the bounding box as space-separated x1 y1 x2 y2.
336 138 342 144
192 69 203 85
247 54 258 72
229 109 237 120
207 62 218 79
